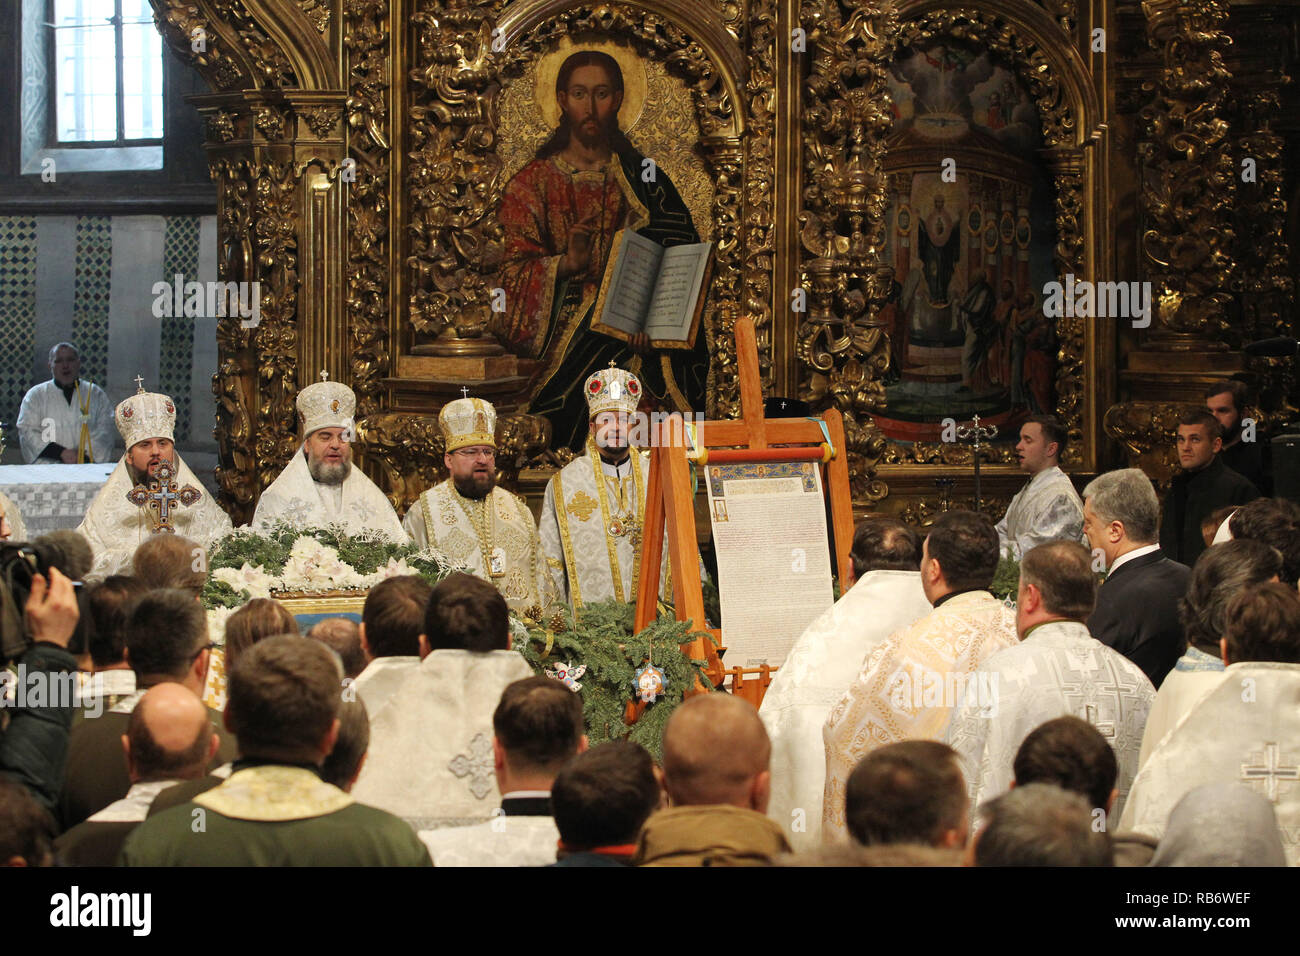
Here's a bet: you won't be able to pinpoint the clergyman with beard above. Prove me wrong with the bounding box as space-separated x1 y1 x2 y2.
494 49 711 452
76 380 232 579
403 397 556 614
251 372 405 540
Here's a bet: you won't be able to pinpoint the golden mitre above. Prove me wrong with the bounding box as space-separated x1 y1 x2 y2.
439 396 497 452
585 363 641 418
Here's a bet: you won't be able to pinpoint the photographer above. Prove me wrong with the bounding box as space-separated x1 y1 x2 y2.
0 568 81 812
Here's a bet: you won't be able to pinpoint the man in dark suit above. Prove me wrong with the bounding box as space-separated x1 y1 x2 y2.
1159 410 1260 567
1205 380 1269 494
58 589 235 829
1084 468 1191 688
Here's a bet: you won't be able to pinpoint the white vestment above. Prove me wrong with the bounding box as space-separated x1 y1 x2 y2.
77 455 233 580
419 815 560 867
945 620 1155 826
1137 646 1225 771
822 590 1018 843
349 648 534 829
1119 661 1300 864
402 479 554 613
539 442 656 606
760 569 932 851
994 465 1084 559
16 379 115 464
251 444 405 541
350 656 420 719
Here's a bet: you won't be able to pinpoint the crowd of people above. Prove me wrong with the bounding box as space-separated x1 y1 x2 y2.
0 347 1294 866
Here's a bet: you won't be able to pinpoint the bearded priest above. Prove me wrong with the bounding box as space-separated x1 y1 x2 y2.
402 396 555 613
251 372 404 541
77 380 232 579
539 364 668 608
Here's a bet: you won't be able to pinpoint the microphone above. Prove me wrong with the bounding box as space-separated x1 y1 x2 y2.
1244 337 1300 357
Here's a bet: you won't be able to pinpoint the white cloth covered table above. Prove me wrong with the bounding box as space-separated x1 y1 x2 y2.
0 462 116 538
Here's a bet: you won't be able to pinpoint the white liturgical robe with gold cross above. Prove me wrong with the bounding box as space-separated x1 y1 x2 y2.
539 441 668 607
16 379 115 464
401 479 554 613
994 465 1084 560
77 455 233 580
821 589 1018 844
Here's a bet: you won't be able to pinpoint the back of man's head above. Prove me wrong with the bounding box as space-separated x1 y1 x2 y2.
362 575 432 658
1229 498 1300 588
973 783 1112 866
925 510 1000 591
1012 716 1117 813
851 517 922 578
423 572 508 654
125 683 216 783
226 635 342 764
321 699 369 791
493 676 585 779
223 598 299 671
34 529 93 581
125 589 208 683
1081 468 1160 545
1019 541 1097 622
0 781 54 867
845 741 967 848
132 535 206 597
1223 582 1300 665
87 575 149 668
661 693 770 810
307 617 366 678
551 740 660 851
1181 540 1283 657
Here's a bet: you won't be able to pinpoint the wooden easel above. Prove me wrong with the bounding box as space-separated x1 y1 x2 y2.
634 316 855 695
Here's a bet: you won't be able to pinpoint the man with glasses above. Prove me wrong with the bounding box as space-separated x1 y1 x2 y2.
16 342 115 464
403 396 556 613
251 371 405 540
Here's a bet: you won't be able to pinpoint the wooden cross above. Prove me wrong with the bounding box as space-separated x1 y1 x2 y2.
125 459 202 533
1241 742 1300 803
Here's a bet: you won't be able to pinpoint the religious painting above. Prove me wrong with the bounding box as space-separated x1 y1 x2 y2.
491 36 716 451
874 42 1060 446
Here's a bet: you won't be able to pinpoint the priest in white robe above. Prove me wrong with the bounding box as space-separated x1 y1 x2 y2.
945 541 1155 828
539 364 671 607
76 381 232 579
251 371 405 541
822 510 1018 843
995 416 1084 559
1137 539 1281 770
350 573 535 828
16 342 114 463
1120 582 1300 863
760 517 932 851
402 396 555 613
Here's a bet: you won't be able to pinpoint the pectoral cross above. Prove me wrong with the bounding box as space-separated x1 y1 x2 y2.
955 414 998 512
125 459 202 533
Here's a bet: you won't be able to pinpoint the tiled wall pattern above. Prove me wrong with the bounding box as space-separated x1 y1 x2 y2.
0 217 39 439
160 216 201 443
0 215 218 457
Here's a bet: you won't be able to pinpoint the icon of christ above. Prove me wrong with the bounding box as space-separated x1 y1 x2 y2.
495 48 710 451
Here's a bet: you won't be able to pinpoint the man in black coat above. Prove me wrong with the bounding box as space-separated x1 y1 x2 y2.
1083 468 1191 688
1159 410 1259 567
1205 379 1269 494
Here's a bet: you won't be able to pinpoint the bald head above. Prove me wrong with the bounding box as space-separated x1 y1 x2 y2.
662 694 771 810
123 684 218 783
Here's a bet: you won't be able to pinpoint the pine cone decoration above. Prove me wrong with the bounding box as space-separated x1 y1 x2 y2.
548 613 569 633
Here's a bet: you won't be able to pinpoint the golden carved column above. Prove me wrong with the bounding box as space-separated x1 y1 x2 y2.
1104 0 1240 482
